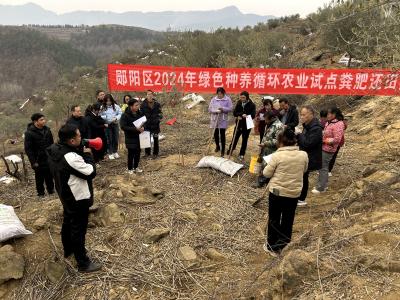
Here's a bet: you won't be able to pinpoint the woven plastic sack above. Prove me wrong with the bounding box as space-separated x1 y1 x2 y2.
196 156 243 177
0 204 32 242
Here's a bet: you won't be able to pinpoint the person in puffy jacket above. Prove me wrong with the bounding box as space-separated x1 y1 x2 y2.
297 105 323 206
255 97 280 143
120 98 145 174
312 107 345 194
67 105 88 139
208 87 233 157
47 124 101 273
262 129 308 255
228 91 256 160
329 119 347 176
141 90 163 158
254 112 284 188
84 103 107 163
101 94 122 160
24 113 54 197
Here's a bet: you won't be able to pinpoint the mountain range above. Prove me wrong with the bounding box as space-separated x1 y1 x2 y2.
0 3 275 31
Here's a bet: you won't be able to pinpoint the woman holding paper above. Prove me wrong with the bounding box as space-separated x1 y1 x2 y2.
208 87 233 157
120 98 145 174
228 91 256 160
262 129 308 255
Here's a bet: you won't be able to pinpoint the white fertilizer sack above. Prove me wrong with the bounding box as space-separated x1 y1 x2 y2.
197 156 243 177
0 204 32 242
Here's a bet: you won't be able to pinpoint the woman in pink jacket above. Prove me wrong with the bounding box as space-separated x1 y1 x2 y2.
312 107 345 194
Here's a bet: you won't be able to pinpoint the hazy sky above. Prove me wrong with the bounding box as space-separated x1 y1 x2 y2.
0 0 330 17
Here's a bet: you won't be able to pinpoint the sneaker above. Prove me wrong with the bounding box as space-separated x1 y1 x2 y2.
127 170 134 175
152 154 158 159
78 261 102 273
311 188 326 194
108 154 115 160
239 155 244 160
263 243 278 257
134 168 143 173
297 200 307 206
328 172 333 177
113 153 120 159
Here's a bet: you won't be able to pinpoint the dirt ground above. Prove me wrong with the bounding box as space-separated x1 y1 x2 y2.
0 96 399 300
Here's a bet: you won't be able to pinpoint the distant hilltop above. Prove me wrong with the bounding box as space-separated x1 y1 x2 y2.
0 3 275 31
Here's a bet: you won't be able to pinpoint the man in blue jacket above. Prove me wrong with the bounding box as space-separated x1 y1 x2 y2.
47 124 101 273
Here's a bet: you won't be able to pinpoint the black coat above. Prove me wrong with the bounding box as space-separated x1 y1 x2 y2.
297 118 323 171
280 105 299 130
84 112 106 140
24 124 54 168
120 109 144 149
66 116 88 139
233 100 256 130
140 99 163 134
47 143 96 213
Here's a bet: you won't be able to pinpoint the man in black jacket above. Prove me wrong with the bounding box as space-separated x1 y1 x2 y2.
141 90 163 158
228 91 256 159
297 105 323 206
279 98 299 130
47 124 101 273
84 103 107 162
67 105 88 139
24 113 54 197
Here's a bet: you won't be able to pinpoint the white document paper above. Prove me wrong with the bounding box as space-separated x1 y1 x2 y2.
259 113 265 121
263 154 273 164
133 116 147 129
246 115 255 129
139 131 151 149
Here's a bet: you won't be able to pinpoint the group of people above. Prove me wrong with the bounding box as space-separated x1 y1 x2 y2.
23 86 346 271
22 89 163 272
207 88 346 255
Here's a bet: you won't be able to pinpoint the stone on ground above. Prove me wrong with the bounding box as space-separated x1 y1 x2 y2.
0 245 25 284
144 228 170 243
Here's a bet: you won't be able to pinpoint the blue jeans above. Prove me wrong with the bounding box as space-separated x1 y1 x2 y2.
105 124 119 154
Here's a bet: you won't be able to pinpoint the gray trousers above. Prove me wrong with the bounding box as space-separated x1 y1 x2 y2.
317 151 334 191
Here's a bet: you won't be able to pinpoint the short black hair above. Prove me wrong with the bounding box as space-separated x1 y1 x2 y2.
58 124 79 143
262 98 273 107
279 98 289 104
71 105 80 112
278 128 297 146
216 87 226 95
128 98 139 106
31 113 44 122
96 89 104 97
240 91 250 100
320 110 328 118
301 105 316 116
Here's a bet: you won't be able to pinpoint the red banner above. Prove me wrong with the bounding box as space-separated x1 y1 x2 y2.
107 64 400 96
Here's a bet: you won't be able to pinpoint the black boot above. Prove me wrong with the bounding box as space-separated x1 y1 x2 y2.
78 261 102 273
